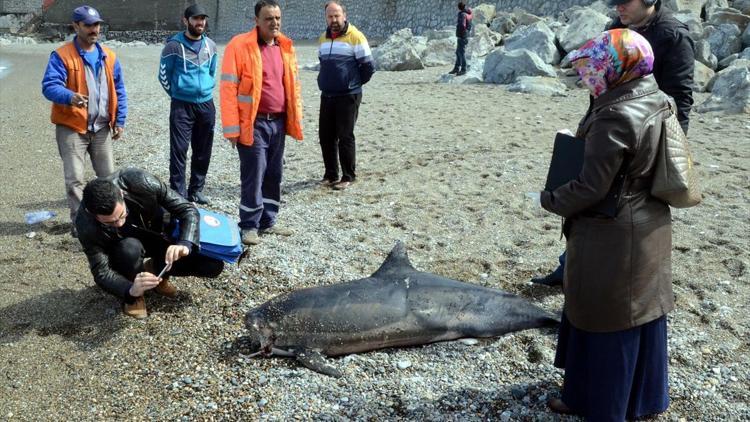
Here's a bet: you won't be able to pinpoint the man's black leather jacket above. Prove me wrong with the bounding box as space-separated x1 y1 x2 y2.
75 168 200 301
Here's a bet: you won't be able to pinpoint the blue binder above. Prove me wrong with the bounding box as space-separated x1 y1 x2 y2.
194 208 243 263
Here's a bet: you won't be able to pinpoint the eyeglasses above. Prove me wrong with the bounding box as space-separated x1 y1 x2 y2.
99 206 128 226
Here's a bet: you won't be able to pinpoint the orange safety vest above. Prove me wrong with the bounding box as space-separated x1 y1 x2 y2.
220 28 304 146
50 42 118 134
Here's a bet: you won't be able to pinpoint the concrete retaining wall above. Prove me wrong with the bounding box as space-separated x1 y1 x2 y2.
30 0 601 40
0 0 42 14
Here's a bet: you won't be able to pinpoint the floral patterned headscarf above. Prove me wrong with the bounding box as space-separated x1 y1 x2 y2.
568 29 654 98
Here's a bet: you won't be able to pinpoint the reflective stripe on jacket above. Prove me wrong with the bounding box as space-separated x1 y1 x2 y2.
48 42 119 134
220 28 303 146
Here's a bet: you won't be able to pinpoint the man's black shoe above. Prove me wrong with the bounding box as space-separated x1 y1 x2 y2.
448 68 459 75
188 192 210 205
531 273 563 287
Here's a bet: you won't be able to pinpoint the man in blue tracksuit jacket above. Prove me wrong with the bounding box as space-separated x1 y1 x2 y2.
317 1 375 191
158 4 218 205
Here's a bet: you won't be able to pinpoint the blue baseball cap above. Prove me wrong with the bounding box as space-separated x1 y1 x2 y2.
72 5 104 24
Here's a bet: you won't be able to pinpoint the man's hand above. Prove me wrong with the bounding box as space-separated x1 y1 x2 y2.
70 93 88 108
165 245 190 265
129 272 161 297
112 126 124 140
226 137 239 149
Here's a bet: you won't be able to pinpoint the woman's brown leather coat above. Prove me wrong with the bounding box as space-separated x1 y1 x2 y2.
541 75 674 332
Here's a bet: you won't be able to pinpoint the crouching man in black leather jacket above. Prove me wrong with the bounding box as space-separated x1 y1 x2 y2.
76 167 224 318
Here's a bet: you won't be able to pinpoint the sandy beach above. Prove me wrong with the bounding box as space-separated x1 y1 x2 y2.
0 41 748 420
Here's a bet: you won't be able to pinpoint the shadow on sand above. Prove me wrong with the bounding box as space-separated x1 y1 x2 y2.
0 286 195 348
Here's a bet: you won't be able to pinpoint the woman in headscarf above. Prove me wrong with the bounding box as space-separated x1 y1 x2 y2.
540 29 674 420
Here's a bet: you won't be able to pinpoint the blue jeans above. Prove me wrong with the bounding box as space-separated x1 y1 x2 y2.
454 37 468 71
236 117 286 230
552 250 567 280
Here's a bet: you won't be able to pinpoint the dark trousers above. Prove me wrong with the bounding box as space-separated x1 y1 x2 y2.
169 99 216 198
109 236 224 283
236 117 286 230
319 93 362 183
454 37 468 71
554 314 669 420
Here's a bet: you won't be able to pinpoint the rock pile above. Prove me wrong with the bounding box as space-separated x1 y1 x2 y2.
371 0 750 113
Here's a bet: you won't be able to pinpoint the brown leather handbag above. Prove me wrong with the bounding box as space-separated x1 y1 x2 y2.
650 98 702 208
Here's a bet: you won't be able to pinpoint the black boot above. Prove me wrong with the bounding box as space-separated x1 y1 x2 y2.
530 272 563 287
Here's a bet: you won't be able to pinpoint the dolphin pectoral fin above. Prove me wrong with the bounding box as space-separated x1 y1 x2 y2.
295 350 343 377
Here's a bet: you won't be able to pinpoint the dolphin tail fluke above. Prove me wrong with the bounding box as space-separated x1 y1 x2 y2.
372 240 416 278
296 349 343 377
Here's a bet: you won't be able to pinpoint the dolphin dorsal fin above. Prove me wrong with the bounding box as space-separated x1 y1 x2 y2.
372 241 416 277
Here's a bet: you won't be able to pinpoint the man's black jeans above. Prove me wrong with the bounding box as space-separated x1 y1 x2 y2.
319 93 362 183
109 231 223 285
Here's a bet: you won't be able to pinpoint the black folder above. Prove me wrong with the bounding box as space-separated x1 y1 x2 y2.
544 132 623 217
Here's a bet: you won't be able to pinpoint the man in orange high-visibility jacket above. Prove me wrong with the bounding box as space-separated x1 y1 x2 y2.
220 0 303 246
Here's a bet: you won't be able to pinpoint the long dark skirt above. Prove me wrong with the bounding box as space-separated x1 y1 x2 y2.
554 313 670 421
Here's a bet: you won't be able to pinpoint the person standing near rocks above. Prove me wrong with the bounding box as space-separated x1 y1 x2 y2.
609 0 694 133
158 4 218 205
530 0 695 287
220 0 304 246
317 0 375 191
449 1 473 76
541 29 673 419
75 168 224 319
41 5 128 237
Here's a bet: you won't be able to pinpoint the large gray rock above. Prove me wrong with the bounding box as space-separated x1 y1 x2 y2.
424 28 454 41
694 60 716 91
704 0 730 18
490 12 517 34
513 8 544 26
372 28 425 71
695 39 719 69
741 47 750 59
483 48 557 84
673 11 705 40
705 23 743 60
696 66 750 113
467 24 502 59
557 8 611 53
708 8 750 32
733 0 750 14
507 76 568 96
663 0 707 16
472 4 497 26
504 21 560 65
421 37 457 67
743 23 750 47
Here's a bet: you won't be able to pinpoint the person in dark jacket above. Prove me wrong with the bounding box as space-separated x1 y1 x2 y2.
317 0 375 190
76 168 223 319
159 4 218 205
449 2 473 75
530 0 694 287
541 29 673 420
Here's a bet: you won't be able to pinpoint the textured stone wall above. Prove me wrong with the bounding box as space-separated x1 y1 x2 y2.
215 0 601 41
0 0 42 14
32 0 601 40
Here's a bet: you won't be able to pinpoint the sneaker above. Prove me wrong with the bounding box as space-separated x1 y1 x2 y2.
123 296 147 319
188 191 210 205
154 279 177 298
448 68 459 74
259 225 294 236
241 229 261 245
332 180 351 191
456 69 467 76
